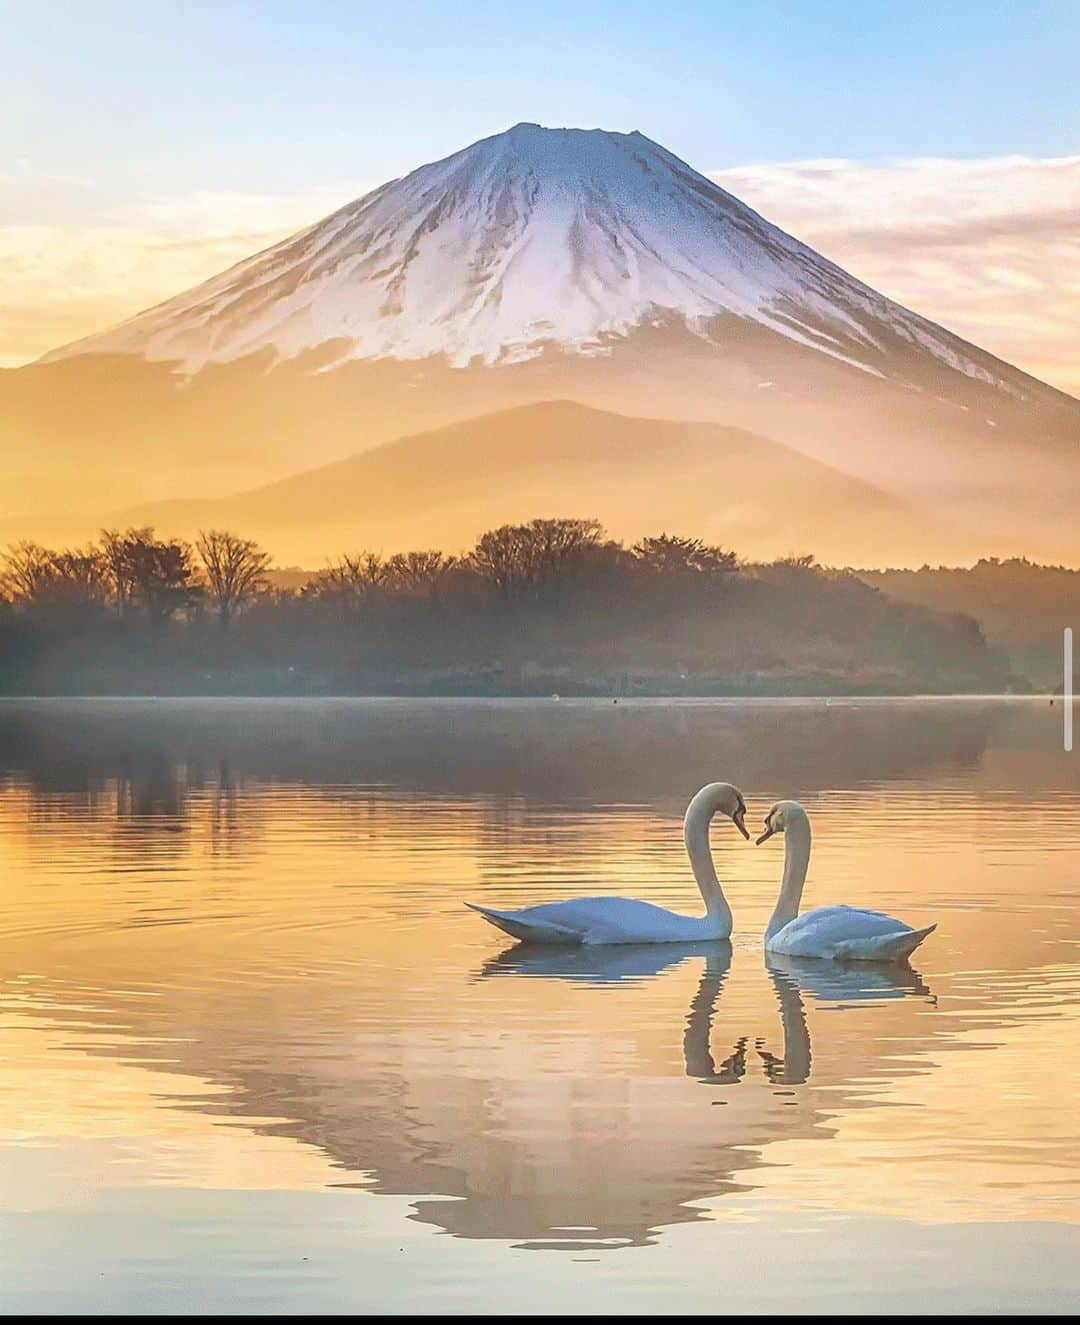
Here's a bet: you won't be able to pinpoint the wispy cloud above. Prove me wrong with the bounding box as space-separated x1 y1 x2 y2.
0 181 364 367
2 156 1077 399
712 155 1080 396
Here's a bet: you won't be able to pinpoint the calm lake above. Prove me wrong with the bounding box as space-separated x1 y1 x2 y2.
0 697 1077 1313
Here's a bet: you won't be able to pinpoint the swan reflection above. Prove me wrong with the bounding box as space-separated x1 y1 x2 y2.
766 953 931 1003
481 940 753 1086
759 956 930 1086
485 942 932 1098
7 937 937 1251
479 938 731 984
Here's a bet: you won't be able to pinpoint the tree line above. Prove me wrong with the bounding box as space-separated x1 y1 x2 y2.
0 520 740 623
0 518 1017 695
2 527 270 628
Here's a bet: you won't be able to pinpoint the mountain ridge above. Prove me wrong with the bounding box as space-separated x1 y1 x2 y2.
90 400 963 565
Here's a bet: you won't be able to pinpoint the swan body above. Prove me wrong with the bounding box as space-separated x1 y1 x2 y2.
467 782 748 945
758 801 936 962
765 904 937 961
467 896 721 946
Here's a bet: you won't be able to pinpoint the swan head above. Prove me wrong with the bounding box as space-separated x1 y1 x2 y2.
756 800 808 845
687 782 749 838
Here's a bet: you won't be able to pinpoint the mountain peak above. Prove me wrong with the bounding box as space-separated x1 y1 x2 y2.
500 121 635 138
451 120 665 183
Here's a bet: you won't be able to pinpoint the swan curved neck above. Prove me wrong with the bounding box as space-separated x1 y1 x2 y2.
765 964 811 1084
766 812 811 941
683 794 732 925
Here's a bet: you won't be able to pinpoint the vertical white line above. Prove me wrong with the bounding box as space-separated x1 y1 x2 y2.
1065 628 1073 753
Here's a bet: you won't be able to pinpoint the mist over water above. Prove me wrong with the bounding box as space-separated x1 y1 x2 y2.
0 698 1077 1312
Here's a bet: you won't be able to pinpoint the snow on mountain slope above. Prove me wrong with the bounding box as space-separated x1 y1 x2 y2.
39 124 1025 395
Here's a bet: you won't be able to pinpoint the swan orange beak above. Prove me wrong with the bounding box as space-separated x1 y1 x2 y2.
756 823 777 845
733 806 749 839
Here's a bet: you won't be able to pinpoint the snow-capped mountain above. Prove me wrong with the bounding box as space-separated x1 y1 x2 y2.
39 124 1030 396
9 123 1080 564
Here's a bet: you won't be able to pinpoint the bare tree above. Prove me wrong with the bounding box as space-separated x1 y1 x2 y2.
469 524 529 601
529 518 604 584
196 529 271 628
386 550 458 602
345 552 390 597
47 548 111 606
1 542 55 602
469 518 604 603
99 528 139 615
305 551 389 617
0 542 109 608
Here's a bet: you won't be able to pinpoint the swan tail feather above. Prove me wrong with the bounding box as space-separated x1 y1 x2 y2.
465 903 582 945
837 923 937 962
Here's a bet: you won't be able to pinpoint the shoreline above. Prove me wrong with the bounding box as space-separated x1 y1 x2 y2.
0 691 1054 704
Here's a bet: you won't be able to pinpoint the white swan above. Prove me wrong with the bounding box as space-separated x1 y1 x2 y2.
756 801 936 961
466 782 748 945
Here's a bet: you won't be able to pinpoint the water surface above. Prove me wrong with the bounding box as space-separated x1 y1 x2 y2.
0 698 1077 1312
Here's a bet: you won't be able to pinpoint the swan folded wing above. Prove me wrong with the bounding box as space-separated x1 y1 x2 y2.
831 923 937 962
467 896 709 945
464 902 585 944
573 898 708 945
769 905 918 958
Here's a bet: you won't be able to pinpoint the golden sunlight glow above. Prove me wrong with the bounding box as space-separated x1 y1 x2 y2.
715 154 1080 398
1 767 1077 1240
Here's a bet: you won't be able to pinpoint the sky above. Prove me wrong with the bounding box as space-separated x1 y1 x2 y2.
2 0 1078 391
